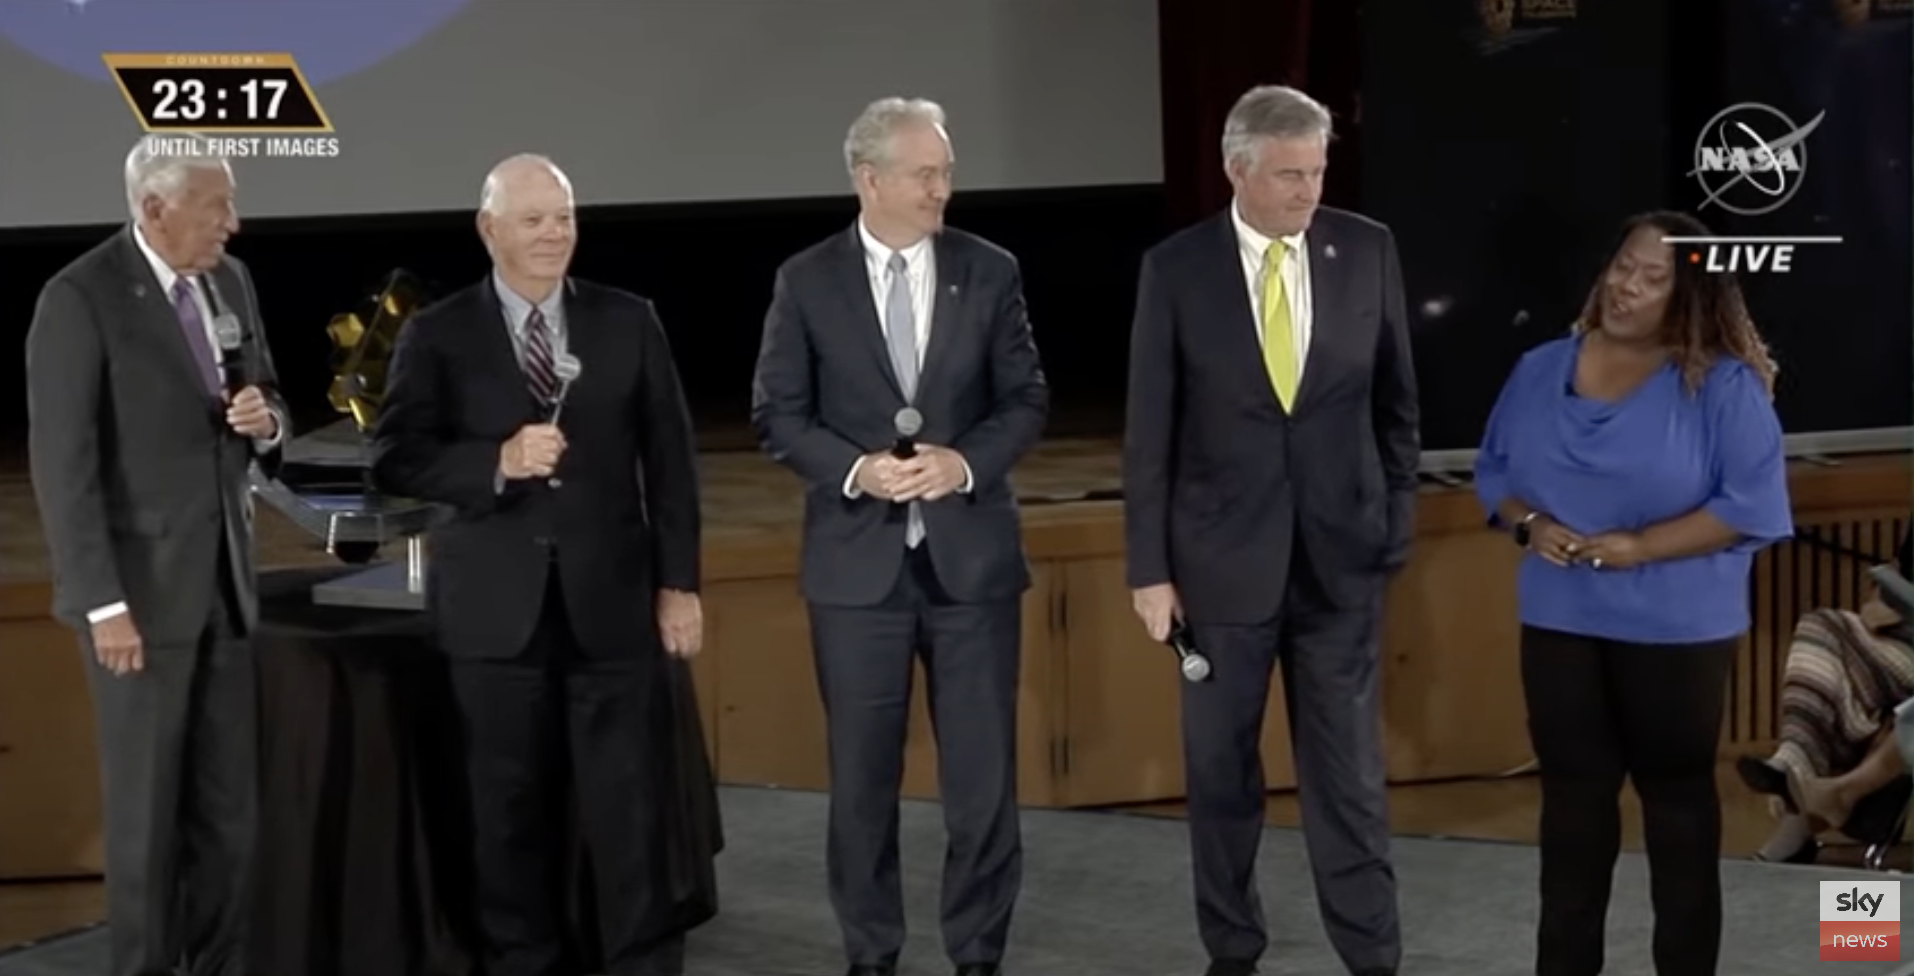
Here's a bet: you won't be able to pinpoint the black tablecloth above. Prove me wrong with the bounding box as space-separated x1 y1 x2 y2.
249 566 721 976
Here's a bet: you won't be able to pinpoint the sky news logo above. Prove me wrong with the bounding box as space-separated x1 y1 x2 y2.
1822 880 1901 962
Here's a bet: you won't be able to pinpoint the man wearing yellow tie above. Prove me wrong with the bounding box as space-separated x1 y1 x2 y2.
1121 84 1421 976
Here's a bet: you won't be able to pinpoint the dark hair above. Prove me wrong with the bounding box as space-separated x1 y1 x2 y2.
1573 210 1778 394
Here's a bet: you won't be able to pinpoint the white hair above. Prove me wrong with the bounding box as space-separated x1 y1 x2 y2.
479 153 575 214
843 97 947 175
123 133 232 222
1221 85 1332 173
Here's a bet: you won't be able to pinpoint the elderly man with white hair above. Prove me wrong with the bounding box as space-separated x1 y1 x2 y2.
371 153 704 976
26 132 288 976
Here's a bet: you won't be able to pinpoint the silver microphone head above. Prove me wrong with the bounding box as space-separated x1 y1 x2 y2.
553 353 582 384
212 313 242 352
1181 653 1211 682
893 407 923 437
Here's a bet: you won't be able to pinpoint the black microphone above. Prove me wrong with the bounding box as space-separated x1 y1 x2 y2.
1166 621 1212 682
892 406 922 459
201 275 248 396
548 353 582 424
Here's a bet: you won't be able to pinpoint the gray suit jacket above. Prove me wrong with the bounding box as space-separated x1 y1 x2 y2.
26 226 288 646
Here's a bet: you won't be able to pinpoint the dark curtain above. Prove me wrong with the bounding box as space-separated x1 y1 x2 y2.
1157 0 1364 230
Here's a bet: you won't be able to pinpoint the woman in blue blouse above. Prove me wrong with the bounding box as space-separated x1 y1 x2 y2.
1474 210 1794 976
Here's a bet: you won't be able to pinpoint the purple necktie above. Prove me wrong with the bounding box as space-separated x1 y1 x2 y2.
170 278 222 397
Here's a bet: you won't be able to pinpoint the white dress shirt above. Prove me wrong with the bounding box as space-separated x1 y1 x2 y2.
91 228 282 625
840 218 972 509
1230 200 1314 383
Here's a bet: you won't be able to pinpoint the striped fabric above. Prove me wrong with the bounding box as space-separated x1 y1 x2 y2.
1768 608 1914 781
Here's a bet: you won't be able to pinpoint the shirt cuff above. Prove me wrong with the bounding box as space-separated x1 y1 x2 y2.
843 455 866 499
87 602 129 624
957 457 974 495
495 469 507 495
253 407 285 452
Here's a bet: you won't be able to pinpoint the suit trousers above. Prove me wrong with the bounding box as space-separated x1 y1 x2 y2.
807 544 1024 969
1520 625 1735 976
1183 536 1400 975
449 568 684 976
83 544 256 976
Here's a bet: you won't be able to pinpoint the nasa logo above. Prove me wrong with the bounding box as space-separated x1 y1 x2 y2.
1689 102 1825 218
0 0 472 86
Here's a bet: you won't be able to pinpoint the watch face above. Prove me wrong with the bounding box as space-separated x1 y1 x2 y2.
0 0 472 85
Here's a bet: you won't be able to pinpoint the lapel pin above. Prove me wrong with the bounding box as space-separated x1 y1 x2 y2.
1324 244 1338 260
948 284 958 295
132 284 146 298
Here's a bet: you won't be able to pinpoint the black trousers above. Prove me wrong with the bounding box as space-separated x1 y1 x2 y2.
1520 625 1737 976
84 547 255 976
806 544 1024 969
449 572 683 976
1182 540 1400 975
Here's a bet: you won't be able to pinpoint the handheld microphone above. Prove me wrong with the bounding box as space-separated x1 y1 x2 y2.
201 276 249 395
892 407 922 459
1166 622 1212 682
548 354 582 424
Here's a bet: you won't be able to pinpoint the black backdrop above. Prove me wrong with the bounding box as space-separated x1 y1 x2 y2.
1362 0 1911 451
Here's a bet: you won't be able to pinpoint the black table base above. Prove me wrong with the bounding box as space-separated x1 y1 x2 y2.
250 567 720 976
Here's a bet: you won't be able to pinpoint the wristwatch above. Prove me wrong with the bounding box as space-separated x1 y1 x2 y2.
1513 510 1543 549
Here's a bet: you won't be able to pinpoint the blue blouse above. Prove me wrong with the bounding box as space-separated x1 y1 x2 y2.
1473 334 1794 645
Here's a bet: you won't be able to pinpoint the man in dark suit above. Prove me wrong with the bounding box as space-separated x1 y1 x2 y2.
1122 85 1421 976
750 97 1048 976
370 154 704 976
26 134 288 976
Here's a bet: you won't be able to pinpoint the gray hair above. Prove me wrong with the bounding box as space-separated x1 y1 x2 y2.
1221 85 1332 173
843 97 947 175
123 133 232 221
479 153 575 215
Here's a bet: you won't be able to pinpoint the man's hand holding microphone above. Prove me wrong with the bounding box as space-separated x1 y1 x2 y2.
500 424 566 480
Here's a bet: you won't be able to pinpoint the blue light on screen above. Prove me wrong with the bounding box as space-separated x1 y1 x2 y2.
0 0 474 85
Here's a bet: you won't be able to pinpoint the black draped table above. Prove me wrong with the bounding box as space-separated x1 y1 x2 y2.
248 566 722 976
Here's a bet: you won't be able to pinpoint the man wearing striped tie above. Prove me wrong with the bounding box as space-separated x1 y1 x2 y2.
750 97 1048 976
1121 85 1421 976
372 154 704 976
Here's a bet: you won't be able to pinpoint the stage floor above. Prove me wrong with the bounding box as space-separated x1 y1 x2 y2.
0 784 1897 976
0 437 1124 585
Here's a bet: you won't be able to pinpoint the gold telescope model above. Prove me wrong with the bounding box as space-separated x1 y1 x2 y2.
326 269 427 432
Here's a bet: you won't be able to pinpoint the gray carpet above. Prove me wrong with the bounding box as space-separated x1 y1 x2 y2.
1 785 1899 975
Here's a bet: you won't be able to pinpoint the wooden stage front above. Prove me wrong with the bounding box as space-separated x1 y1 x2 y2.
2 437 1909 880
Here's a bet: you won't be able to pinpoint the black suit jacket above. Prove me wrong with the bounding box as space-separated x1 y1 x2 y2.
750 225 1048 607
1123 206 1420 623
370 277 701 660
26 227 287 645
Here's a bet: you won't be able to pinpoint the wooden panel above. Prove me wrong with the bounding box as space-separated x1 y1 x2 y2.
0 583 104 880
706 566 1067 806
1378 526 1529 781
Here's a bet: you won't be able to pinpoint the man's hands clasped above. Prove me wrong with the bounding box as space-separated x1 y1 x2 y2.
500 424 566 480
855 445 967 502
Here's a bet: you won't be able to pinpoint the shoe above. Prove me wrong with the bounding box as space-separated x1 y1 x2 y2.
1736 755 1797 811
1204 961 1257 976
955 965 1001 976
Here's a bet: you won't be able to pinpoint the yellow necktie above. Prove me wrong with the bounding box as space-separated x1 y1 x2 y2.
1260 240 1298 409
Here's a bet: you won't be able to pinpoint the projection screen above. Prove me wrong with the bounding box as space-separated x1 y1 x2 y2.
0 0 1162 228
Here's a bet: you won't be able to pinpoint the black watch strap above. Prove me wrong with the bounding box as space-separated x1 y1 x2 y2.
1514 510 1542 548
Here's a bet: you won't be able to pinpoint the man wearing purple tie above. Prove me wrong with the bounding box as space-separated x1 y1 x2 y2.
26 132 288 976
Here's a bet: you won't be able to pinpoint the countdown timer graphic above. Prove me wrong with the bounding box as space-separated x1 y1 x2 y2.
0 0 473 86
